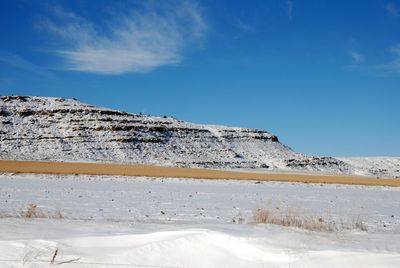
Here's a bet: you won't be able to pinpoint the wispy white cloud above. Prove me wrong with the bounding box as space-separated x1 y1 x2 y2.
377 44 400 73
236 19 254 33
40 1 207 75
391 44 400 55
287 0 294 20
348 50 364 64
386 2 400 16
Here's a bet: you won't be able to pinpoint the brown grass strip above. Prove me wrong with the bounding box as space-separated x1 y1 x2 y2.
0 160 399 187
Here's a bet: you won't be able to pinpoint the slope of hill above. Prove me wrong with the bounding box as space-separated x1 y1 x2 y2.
0 95 398 177
338 157 400 178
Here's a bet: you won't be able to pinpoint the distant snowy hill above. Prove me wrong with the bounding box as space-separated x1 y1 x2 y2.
338 157 400 178
0 96 398 177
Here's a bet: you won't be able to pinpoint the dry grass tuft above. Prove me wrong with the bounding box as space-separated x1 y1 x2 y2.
252 209 271 224
21 204 43 218
352 215 368 231
252 208 336 232
232 213 245 224
252 208 368 232
20 204 63 219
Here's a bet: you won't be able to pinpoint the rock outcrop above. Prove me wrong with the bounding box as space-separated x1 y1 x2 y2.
0 96 368 175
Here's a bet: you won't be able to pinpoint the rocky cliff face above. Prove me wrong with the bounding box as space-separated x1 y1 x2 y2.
0 96 353 173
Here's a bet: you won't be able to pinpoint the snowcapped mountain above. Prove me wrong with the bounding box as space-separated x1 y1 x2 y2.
0 96 398 177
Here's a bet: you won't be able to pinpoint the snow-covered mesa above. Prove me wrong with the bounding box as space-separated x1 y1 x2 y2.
0 95 399 177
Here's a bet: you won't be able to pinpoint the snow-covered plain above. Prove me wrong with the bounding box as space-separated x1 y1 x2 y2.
1 173 400 267
1 220 400 268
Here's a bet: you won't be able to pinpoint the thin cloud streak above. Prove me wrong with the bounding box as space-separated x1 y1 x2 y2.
386 2 400 16
40 2 207 75
287 0 294 20
236 19 254 33
349 50 364 64
377 44 400 73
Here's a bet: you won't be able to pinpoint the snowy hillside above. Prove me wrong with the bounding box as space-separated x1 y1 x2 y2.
338 157 400 178
0 95 398 177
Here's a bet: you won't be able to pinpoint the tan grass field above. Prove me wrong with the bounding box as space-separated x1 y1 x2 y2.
0 160 399 187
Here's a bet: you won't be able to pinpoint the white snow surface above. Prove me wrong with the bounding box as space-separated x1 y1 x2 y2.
0 173 400 267
1 220 400 268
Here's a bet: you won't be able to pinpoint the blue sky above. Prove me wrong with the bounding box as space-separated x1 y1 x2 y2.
0 0 399 156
